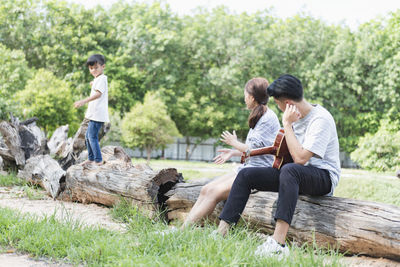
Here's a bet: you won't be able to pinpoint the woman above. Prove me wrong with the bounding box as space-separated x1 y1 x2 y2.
181 77 280 228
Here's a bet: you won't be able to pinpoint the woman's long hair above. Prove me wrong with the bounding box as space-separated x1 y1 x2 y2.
245 77 269 129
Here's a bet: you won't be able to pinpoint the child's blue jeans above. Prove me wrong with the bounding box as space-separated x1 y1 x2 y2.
85 120 104 162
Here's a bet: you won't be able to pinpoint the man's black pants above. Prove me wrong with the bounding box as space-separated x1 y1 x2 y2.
219 163 332 225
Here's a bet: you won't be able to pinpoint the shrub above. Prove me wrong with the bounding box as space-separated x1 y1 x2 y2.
351 120 400 171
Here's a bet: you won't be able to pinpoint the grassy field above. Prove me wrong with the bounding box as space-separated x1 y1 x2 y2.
0 160 398 266
0 200 343 267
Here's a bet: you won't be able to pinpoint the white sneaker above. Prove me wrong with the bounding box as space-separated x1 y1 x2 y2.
209 229 223 240
255 236 289 260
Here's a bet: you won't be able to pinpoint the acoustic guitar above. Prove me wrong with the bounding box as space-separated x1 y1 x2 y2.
240 129 293 169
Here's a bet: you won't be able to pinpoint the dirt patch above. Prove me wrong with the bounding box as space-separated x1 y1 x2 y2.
0 252 73 267
0 187 125 232
342 255 400 267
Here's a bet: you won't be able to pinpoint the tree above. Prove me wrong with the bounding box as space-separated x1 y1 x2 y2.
0 44 32 119
121 92 180 162
16 69 78 136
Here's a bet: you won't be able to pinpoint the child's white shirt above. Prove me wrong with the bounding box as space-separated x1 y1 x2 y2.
85 74 109 123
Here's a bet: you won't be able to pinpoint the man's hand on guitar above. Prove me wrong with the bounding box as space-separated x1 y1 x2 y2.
213 149 234 164
220 130 238 147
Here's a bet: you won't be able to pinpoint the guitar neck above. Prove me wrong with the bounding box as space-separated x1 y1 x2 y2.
250 146 276 157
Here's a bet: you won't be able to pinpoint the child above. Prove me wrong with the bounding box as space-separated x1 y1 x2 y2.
74 54 109 166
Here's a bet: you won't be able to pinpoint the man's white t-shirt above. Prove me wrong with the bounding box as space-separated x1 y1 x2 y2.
85 74 109 123
292 104 341 196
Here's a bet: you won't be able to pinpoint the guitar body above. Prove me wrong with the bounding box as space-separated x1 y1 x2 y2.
241 129 293 170
272 129 293 169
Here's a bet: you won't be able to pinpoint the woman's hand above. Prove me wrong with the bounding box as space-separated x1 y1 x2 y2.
213 149 234 164
282 104 301 127
220 130 238 147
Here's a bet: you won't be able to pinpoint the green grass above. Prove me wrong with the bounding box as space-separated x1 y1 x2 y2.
334 169 400 206
0 204 344 267
132 158 234 170
0 172 28 187
132 158 234 181
0 173 48 200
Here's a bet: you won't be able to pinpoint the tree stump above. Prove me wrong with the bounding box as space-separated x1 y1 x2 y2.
0 118 47 168
0 121 25 166
47 125 69 156
165 179 400 261
58 146 183 218
18 155 66 199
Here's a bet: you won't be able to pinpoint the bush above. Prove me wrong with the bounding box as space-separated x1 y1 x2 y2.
16 69 79 136
351 120 400 171
121 92 180 161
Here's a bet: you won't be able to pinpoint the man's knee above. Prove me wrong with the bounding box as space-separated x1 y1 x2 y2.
280 163 301 185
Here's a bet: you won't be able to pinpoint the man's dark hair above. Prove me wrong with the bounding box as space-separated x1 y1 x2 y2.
86 54 105 66
267 74 303 101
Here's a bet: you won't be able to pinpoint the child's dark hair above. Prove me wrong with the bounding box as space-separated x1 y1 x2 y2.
245 77 269 129
86 54 105 66
267 74 303 101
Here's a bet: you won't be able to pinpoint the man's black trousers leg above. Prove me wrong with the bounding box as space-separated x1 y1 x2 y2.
219 163 332 225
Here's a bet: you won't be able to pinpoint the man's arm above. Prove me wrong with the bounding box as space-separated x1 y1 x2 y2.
282 104 313 165
74 90 102 108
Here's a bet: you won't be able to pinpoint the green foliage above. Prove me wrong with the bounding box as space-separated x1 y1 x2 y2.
351 120 400 171
16 69 78 136
0 44 32 119
101 108 122 144
121 92 180 160
2 0 400 168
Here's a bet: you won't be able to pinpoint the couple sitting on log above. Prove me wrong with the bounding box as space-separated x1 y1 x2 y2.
182 74 340 258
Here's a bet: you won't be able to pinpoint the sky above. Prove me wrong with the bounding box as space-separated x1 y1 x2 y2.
69 0 400 30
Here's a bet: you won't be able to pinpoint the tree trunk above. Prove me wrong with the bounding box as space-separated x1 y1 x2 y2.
165 179 400 261
58 146 183 218
0 121 25 166
47 125 69 156
0 119 47 168
185 136 190 160
146 147 151 163
18 155 65 199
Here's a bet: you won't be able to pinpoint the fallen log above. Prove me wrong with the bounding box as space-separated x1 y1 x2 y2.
47 125 69 156
58 146 183 217
18 154 66 199
165 179 400 261
0 118 47 168
0 121 25 166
